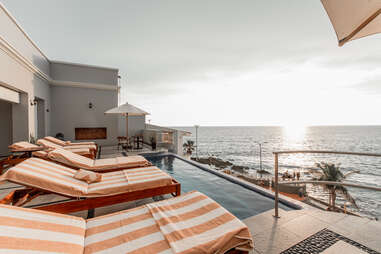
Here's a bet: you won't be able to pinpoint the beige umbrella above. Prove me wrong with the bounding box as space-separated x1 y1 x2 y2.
321 0 381 46
105 103 149 137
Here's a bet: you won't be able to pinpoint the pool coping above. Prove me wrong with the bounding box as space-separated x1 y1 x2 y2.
143 152 315 211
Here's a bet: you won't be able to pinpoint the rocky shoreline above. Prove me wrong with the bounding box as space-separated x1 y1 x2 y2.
191 156 250 173
190 156 274 176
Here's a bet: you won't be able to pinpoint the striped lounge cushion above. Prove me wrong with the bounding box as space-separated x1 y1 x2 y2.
44 136 96 146
84 191 253 254
44 136 70 146
9 141 40 151
147 191 253 253
0 158 173 198
48 148 150 171
0 191 253 254
0 204 86 253
37 140 93 156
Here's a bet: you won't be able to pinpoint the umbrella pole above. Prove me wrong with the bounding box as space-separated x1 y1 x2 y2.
339 8 381 46
126 114 129 139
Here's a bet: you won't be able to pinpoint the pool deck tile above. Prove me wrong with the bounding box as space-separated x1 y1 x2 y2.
244 208 381 253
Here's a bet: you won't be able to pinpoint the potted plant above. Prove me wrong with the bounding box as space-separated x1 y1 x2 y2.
183 140 195 155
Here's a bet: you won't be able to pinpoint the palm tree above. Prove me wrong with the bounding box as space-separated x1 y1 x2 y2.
315 162 358 211
183 140 195 155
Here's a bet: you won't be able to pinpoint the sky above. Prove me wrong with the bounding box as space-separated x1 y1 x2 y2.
2 0 381 127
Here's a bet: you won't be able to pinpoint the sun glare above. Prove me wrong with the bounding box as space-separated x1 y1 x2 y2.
282 122 307 141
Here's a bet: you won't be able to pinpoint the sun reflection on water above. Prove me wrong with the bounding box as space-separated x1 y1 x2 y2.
282 124 307 142
280 124 311 170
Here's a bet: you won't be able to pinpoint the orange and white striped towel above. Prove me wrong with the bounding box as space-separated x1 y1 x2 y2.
0 191 252 254
87 166 173 196
8 141 49 158
37 139 94 156
0 158 173 198
0 204 86 253
44 136 96 146
8 141 41 151
147 191 254 254
48 148 150 171
84 205 171 254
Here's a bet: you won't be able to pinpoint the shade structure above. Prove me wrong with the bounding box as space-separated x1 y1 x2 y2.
321 0 381 46
105 103 149 138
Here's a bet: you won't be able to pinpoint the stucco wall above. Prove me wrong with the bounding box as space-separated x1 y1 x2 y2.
0 48 51 141
50 86 118 146
1 3 120 148
50 62 118 86
0 5 50 76
0 3 51 142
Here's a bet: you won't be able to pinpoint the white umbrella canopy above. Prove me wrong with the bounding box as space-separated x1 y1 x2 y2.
104 102 150 116
321 0 381 46
105 103 149 138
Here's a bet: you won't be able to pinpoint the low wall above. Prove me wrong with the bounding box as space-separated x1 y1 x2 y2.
272 181 307 195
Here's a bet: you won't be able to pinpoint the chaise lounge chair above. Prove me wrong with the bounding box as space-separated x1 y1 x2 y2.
0 191 253 254
37 139 97 158
0 157 180 216
44 135 96 146
48 148 151 172
0 142 93 173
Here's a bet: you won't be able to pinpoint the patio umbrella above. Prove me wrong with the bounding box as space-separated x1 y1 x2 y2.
321 0 381 46
105 103 149 137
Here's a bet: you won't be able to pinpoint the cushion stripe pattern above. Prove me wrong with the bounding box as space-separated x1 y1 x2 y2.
0 191 253 254
0 158 173 198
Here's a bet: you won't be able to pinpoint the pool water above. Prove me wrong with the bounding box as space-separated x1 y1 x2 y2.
146 155 294 220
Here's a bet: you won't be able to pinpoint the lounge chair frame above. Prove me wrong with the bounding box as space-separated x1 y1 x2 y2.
0 179 181 216
0 154 29 174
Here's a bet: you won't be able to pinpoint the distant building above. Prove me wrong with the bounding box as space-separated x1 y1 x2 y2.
0 3 188 155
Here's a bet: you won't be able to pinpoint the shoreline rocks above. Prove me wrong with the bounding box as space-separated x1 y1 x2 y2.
191 156 250 173
191 156 233 169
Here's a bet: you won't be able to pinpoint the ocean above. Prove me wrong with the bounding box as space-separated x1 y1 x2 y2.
177 126 381 220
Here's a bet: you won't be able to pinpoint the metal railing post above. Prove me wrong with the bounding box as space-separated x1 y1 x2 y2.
274 152 279 218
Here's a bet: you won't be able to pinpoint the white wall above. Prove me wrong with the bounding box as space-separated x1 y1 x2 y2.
0 4 51 142
50 86 118 145
1 3 121 148
0 4 50 76
50 62 118 86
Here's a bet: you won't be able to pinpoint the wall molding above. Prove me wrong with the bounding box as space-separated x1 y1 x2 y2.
0 2 119 92
0 36 51 82
0 2 49 61
0 36 118 91
51 80 118 91
51 60 119 72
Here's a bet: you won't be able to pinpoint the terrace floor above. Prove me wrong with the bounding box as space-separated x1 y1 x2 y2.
0 146 380 254
244 208 381 254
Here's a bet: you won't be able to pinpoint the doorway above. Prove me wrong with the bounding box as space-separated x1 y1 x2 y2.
36 98 45 139
0 99 12 156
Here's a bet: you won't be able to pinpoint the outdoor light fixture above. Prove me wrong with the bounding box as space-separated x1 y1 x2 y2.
30 98 37 106
88 102 93 109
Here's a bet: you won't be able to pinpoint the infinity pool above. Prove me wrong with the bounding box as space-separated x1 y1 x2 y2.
145 155 296 219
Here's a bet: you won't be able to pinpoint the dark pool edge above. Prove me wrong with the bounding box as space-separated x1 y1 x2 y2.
143 152 306 210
